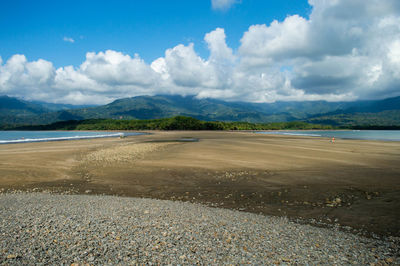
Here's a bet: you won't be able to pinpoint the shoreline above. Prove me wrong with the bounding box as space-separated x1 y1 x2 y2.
1 129 400 144
0 131 399 237
0 131 146 145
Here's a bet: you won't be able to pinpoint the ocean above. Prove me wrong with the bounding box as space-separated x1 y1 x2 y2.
0 131 144 144
256 130 400 141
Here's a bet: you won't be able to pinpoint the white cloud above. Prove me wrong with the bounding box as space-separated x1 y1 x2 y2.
51 50 162 104
161 43 209 88
0 54 55 98
1 0 400 104
240 15 310 63
388 40 400 65
205 28 235 63
211 0 237 11
236 0 400 101
63 36 75 43
80 50 157 87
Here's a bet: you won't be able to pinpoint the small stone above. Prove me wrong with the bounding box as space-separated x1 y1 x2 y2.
385 258 394 263
0 192 396 265
7 254 18 259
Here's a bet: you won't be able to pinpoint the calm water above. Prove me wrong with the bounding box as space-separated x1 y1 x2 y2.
257 130 400 141
0 131 143 144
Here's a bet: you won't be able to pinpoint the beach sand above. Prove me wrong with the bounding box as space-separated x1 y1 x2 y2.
0 131 399 237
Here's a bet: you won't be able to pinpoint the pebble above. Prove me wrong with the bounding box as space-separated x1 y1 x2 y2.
0 193 399 265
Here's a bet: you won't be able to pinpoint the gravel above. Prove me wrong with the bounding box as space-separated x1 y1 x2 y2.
1 192 399 265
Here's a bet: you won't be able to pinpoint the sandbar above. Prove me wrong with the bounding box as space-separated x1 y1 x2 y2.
0 131 399 237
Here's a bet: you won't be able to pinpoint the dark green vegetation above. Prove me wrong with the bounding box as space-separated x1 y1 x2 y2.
11 116 334 131
306 110 400 128
1 94 400 129
0 95 48 125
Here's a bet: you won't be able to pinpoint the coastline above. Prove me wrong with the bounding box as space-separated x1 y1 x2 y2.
2 129 399 144
0 131 146 145
0 131 399 237
254 129 400 142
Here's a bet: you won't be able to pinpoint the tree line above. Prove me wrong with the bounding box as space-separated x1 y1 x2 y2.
8 116 335 131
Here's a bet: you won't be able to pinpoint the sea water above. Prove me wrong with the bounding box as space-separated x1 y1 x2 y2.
256 130 400 141
0 131 143 144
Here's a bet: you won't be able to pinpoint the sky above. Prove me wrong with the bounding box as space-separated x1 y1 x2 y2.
0 0 399 105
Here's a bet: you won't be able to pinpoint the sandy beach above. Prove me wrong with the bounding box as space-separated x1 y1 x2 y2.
1 131 399 237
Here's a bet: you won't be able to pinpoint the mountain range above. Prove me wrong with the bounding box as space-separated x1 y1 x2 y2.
1 94 400 127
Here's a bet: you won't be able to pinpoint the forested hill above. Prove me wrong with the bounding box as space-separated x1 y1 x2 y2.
1 94 400 127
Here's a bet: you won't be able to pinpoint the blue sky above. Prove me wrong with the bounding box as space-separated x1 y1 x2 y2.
0 0 311 67
0 0 399 104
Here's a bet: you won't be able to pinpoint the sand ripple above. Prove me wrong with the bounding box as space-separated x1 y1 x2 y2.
83 143 173 165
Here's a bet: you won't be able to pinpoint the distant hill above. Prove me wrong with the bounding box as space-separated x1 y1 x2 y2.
31 101 97 111
49 95 353 123
1 94 399 127
65 95 283 122
305 96 400 127
0 96 96 125
342 96 400 113
306 110 400 127
0 95 48 114
0 95 49 125
307 96 400 117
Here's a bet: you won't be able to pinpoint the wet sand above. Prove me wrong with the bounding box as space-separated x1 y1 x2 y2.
0 131 399 237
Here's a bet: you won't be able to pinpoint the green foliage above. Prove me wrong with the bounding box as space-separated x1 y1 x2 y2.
10 116 334 131
306 110 400 127
2 95 400 128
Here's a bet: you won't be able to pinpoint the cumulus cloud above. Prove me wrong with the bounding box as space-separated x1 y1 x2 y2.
162 44 210 88
63 36 75 43
240 15 310 63
238 0 400 101
0 54 55 99
80 50 157 87
205 28 235 63
52 51 162 104
1 0 400 104
211 0 237 11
